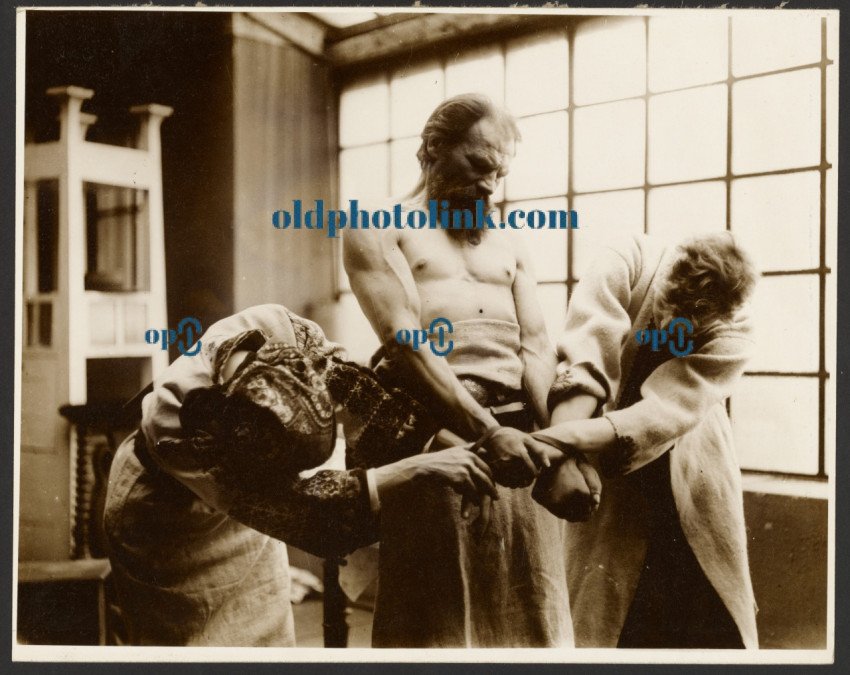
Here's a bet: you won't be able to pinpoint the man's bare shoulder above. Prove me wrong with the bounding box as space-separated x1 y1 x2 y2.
344 196 405 247
502 229 530 266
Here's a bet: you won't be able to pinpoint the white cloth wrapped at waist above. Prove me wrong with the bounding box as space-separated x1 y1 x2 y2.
443 319 523 393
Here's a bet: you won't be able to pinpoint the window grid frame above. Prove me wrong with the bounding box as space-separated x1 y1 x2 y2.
336 15 832 479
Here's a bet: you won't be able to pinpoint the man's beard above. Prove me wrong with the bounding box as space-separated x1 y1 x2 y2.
427 175 493 244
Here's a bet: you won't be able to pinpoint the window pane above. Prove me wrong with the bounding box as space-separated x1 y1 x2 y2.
574 17 646 105
390 60 445 139
318 291 380 366
827 13 836 61
648 14 728 92
84 184 149 292
647 181 726 244
731 13 821 77
732 69 820 175
536 283 567 345
826 63 837 269
732 376 819 475
446 45 505 105
339 74 389 147
571 189 644 279
649 84 727 184
731 172 819 271
506 112 568 201
825 368 835 477
505 30 569 116
574 99 645 193
339 144 388 203
390 137 422 198
505 197 569 282
748 275 819 372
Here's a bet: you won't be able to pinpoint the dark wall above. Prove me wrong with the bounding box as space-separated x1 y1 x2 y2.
744 492 828 649
26 10 340 333
231 32 337 315
25 11 236 336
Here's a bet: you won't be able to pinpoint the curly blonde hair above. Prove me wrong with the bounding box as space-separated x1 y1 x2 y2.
656 232 757 331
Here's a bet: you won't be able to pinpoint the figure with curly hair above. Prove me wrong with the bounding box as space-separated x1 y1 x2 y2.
530 232 759 648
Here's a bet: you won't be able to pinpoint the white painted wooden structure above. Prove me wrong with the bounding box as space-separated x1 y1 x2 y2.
21 86 171 557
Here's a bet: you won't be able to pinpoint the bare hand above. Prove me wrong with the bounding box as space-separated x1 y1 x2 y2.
377 446 500 511
532 452 601 521
431 429 496 533
479 427 553 488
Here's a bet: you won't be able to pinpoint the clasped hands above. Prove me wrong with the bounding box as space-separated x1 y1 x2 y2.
423 425 601 533
475 426 601 522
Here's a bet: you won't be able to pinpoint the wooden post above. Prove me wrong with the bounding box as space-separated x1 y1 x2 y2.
130 104 173 375
322 557 349 647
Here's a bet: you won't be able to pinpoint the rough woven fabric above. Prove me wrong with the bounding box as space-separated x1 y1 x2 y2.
105 430 295 647
371 373 573 648
373 318 528 415
549 235 758 649
374 479 572 647
443 319 524 391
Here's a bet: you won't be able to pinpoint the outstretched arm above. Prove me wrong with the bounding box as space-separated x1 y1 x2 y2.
538 234 754 476
512 237 558 427
344 229 551 487
150 335 498 559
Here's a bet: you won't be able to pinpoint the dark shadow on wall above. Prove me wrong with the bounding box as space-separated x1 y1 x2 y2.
26 11 236 341
744 491 828 649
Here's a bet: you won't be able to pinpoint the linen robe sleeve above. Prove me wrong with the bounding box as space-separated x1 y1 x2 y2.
602 321 755 476
547 239 755 477
547 243 638 415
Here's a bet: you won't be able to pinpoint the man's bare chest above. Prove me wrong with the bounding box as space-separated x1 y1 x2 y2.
399 230 517 287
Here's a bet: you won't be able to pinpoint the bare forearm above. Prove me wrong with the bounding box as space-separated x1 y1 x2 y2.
522 351 558 427
345 233 497 441
535 416 616 455
395 344 498 438
550 393 599 425
512 243 558 428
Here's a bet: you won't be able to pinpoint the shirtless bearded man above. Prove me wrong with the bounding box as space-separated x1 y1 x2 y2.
344 94 598 647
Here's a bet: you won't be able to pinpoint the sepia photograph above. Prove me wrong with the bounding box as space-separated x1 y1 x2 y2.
12 4 838 664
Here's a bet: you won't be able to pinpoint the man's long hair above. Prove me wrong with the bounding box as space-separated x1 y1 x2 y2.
406 93 521 200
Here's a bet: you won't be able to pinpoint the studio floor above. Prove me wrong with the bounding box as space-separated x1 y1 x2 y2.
292 599 373 648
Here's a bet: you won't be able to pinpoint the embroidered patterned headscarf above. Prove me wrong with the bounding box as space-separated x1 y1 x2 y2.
177 321 436 492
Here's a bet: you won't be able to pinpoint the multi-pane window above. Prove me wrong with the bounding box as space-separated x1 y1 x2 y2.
337 13 836 478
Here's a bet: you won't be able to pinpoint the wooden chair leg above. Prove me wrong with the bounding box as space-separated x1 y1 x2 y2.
322 557 349 647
